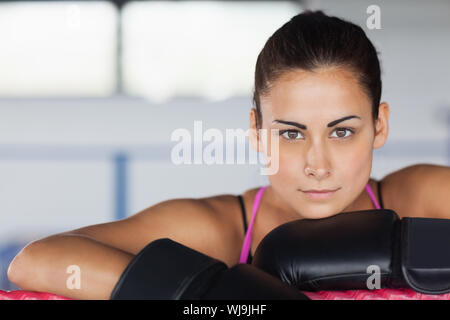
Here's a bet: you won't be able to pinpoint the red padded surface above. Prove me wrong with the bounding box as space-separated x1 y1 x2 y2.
0 289 72 300
2 288 450 300
302 288 450 300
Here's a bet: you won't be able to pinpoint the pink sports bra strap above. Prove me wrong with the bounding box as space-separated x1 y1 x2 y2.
365 183 381 209
238 185 268 264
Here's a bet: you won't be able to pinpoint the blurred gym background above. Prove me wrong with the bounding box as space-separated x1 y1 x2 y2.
0 0 449 290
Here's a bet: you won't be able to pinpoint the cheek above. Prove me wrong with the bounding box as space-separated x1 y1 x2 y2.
334 130 373 169
339 148 369 176
337 139 374 195
261 132 300 182
275 146 301 182
264 146 301 197
344 137 373 172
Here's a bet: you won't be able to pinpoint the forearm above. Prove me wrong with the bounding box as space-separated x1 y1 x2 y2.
8 233 134 300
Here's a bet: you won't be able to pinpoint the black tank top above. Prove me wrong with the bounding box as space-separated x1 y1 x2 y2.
237 181 385 265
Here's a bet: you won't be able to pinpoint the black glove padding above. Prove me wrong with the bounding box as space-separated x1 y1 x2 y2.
110 238 309 300
252 209 450 294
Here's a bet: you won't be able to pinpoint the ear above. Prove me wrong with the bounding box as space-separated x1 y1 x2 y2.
373 102 389 149
249 108 261 153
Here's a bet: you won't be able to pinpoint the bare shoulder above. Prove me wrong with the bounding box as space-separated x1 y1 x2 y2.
200 188 263 264
64 196 243 267
200 193 251 262
380 163 450 218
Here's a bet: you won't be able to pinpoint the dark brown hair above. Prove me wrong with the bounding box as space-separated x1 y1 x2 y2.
253 10 382 128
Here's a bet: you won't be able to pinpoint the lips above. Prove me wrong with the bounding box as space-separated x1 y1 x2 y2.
301 188 339 200
303 189 337 193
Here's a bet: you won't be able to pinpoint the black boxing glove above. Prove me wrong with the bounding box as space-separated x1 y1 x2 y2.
110 238 309 300
252 209 450 294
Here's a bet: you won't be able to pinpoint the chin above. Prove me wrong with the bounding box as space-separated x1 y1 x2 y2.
298 206 341 220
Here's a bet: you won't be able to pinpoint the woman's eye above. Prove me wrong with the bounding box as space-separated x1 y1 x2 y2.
281 130 302 140
279 128 354 141
331 128 354 139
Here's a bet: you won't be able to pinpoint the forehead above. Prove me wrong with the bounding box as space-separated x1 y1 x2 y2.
261 67 371 119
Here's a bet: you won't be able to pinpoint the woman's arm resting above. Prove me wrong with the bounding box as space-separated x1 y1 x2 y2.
7 234 134 300
6 198 238 299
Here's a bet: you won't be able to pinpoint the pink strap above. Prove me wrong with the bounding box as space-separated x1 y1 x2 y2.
365 182 381 209
238 186 268 264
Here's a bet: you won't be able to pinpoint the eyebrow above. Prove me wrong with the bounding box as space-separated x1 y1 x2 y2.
272 115 361 129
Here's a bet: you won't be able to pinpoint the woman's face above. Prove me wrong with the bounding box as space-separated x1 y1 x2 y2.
250 67 389 219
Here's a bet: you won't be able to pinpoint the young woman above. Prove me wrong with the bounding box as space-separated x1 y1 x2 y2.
7 10 450 300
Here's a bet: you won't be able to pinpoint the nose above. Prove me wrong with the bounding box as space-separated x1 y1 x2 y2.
304 144 331 180
304 166 331 180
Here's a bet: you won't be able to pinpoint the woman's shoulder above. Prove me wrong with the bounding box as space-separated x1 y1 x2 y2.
379 163 450 218
131 194 250 266
200 187 262 233
191 188 262 265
